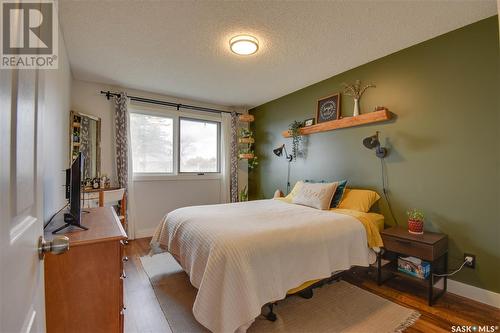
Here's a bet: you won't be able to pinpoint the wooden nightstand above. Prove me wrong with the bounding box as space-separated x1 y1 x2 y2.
377 226 448 306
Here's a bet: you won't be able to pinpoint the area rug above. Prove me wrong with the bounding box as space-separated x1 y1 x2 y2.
140 253 420 333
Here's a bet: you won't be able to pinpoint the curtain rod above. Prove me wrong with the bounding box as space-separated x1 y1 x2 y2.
100 90 241 115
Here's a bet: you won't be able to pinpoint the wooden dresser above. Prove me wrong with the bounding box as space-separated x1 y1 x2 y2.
44 207 127 333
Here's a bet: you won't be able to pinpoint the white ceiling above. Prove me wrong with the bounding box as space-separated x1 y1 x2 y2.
59 1 496 108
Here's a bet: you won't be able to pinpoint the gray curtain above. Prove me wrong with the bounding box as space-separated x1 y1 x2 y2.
114 92 129 230
230 112 239 202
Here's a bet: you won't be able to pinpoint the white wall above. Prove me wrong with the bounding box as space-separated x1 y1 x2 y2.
71 79 248 238
133 179 222 238
42 28 72 222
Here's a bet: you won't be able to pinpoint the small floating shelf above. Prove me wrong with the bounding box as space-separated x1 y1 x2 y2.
238 137 255 144
238 153 255 159
238 114 254 122
282 109 393 138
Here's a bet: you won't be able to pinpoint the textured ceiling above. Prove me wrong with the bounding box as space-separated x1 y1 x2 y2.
59 1 496 108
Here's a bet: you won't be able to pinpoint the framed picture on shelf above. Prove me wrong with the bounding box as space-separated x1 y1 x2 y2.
316 93 341 123
304 118 315 127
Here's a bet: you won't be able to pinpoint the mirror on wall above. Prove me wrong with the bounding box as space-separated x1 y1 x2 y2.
70 111 101 179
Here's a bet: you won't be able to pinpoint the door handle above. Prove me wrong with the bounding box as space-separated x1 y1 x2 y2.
38 236 70 260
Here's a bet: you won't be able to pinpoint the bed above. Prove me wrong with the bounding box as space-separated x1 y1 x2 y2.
150 198 384 333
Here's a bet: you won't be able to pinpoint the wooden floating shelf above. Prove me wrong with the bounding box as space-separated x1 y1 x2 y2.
282 109 393 138
238 114 254 122
238 137 255 144
238 153 254 159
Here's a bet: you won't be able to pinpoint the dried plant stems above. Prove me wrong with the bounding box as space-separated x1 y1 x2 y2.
342 80 376 99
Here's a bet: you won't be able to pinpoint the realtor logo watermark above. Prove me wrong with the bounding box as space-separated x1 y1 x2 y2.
1 0 58 69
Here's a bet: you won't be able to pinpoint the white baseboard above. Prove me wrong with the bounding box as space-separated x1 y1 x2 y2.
133 227 156 240
448 279 500 308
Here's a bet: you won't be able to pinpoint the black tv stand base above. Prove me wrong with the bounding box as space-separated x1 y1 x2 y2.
52 223 88 234
52 213 89 234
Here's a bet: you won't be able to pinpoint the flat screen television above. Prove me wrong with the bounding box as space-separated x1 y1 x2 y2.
53 152 88 233
68 152 83 224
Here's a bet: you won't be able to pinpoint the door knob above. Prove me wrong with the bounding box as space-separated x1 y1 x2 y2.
38 236 70 259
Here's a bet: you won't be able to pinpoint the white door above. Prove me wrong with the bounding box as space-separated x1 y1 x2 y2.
0 66 46 332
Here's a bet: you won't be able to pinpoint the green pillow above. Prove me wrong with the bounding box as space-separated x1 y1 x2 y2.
330 180 348 208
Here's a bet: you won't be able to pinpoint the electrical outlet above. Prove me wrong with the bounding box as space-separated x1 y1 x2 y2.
464 253 476 269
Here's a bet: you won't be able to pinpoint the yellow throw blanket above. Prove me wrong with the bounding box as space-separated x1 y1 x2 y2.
330 208 384 248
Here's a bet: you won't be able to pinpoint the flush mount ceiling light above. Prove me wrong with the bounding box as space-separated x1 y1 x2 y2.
229 35 259 55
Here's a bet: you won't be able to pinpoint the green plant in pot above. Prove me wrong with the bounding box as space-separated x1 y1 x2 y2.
239 128 253 138
288 120 304 159
239 185 248 202
248 156 258 170
407 209 424 234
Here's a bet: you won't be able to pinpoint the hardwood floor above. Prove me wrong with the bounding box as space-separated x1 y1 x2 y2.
124 238 172 333
124 238 499 333
344 268 500 333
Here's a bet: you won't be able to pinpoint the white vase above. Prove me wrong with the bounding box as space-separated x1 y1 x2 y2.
353 98 360 117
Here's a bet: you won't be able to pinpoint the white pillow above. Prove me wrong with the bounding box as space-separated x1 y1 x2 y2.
292 182 338 210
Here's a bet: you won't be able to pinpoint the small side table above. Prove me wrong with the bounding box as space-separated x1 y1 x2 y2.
377 226 448 306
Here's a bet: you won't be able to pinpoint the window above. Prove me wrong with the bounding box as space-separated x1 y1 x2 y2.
179 118 220 173
130 109 221 177
130 113 173 173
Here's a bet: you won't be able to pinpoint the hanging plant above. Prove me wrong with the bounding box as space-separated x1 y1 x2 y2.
288 120 304 159
248 156 259 169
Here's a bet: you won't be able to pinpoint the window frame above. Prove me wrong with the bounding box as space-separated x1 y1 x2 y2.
129 104 222 181
178 116 221 175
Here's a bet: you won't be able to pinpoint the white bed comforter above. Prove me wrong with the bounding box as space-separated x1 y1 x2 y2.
150 199 371 333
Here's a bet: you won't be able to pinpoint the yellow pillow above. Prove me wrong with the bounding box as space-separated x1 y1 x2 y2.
337 189 381 212
278 181 304 203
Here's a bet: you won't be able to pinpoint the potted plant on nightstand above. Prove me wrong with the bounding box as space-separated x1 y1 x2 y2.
407 209 425 234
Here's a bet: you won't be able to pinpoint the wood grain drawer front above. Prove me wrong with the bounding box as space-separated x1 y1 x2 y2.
45 241 123 333
383 235 435 261
44 207 126 333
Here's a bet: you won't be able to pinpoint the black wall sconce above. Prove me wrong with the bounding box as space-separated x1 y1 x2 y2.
362 131 399 225
273 144 293 194
273 144 293 162
362 131 387 158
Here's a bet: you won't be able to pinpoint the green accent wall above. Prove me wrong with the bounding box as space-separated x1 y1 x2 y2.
249 16 500 293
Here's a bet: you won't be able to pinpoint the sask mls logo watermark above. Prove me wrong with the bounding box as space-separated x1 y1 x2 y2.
451 325 499 332
1 0 58 69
